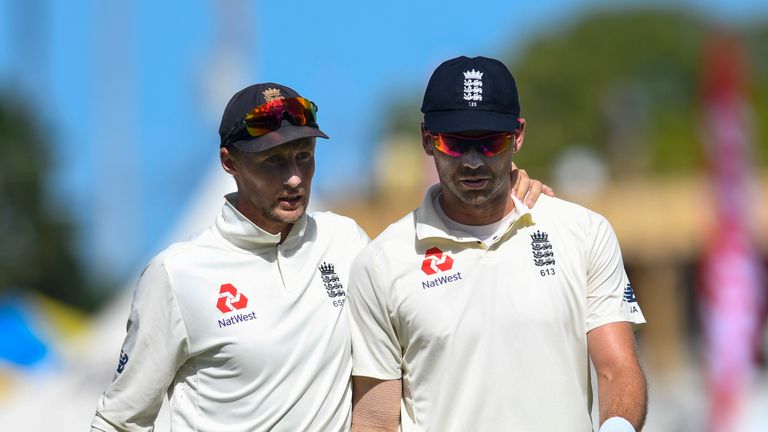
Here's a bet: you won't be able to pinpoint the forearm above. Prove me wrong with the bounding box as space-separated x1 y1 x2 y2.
596 361 647 430
588 322 648 431
351 377 401 432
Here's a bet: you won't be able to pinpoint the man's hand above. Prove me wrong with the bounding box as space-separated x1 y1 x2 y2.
510 162 554 207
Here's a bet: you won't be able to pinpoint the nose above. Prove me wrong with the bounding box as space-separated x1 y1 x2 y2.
461 146 485 169
284 160 303 189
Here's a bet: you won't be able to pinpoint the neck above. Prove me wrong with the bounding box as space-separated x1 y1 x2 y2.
233 196 293 244
438 185 516 226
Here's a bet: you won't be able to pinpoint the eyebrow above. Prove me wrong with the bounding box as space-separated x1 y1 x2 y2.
261 142 314 158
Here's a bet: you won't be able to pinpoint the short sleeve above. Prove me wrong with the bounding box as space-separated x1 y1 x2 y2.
347 246 402 380
586 213 646 331
91 258 191 431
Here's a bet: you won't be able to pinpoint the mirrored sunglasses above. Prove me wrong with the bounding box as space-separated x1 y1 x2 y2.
222 97 319 147
429 131 514 158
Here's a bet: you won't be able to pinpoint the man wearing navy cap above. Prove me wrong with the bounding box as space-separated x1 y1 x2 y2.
347 57 647 431
91 81 552 431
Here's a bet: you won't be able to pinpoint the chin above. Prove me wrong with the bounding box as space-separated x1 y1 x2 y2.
452 189 492 206
271 205 307 224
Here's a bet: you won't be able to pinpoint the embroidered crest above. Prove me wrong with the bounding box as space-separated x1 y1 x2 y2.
262 87 284 102
319 262 345 299
530 230 555 267
463 69 483 105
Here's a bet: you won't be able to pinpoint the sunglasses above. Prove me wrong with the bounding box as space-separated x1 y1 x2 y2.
428 131 514 158
222 97 320 147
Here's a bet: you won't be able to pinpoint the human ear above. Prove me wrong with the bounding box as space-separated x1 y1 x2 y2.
421 123 435 156
513 118 526 153
220 147 238 176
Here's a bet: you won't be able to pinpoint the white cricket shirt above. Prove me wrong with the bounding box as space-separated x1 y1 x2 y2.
92 193 369 432
348 186 645 432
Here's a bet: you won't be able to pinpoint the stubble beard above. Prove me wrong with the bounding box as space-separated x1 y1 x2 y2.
444 172 507 208
259 194 309 226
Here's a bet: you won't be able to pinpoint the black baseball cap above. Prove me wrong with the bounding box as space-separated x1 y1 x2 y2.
421 56 521 133
218 82 329 152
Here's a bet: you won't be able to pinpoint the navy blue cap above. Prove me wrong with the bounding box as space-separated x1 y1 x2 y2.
421 56 521 133
219 82 328 152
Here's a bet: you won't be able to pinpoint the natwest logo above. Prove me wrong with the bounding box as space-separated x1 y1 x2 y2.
421 247 454 275
216 283 248 313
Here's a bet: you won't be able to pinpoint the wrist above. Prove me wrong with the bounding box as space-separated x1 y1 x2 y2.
599 417 635 432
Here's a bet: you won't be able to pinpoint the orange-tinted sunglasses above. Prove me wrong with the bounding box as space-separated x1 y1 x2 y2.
427 131 514 158
222 97 319 147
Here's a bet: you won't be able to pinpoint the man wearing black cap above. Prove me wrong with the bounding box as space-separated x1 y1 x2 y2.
91 82 551 431
347 57 647 432
90 83 369 431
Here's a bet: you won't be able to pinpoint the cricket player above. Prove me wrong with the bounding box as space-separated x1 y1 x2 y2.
348 56 647 432
90 81 551 431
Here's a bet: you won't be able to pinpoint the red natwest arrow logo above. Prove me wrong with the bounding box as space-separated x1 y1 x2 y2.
216 283 248 313
421 247 454 275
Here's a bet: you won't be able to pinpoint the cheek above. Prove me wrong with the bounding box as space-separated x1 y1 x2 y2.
241 173 269 194
432 154 458 177
490 155 514 181
237 164 274 191
302 159 315 183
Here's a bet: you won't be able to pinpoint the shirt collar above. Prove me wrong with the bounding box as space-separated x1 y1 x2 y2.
214 192 308 251
415 184 533 243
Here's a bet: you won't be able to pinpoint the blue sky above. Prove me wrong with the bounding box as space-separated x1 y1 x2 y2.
1 0 766 285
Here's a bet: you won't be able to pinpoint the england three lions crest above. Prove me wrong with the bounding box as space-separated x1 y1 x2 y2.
463 69 483 105
530 230 556 269
319 262 345 299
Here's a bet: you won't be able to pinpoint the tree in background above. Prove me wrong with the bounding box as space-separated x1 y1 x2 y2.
502 8 767 179
0 95 98 311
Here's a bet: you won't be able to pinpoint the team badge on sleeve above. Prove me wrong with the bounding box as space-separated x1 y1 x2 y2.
116 349 129 373
622 282 646 323
623 283 638 304
112 349 130 379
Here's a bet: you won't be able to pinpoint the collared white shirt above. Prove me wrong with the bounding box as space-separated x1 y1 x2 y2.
92 193 370 432
348 185 645 432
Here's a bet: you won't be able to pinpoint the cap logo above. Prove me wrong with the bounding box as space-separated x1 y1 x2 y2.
262 88 284 102
463 69 484 106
